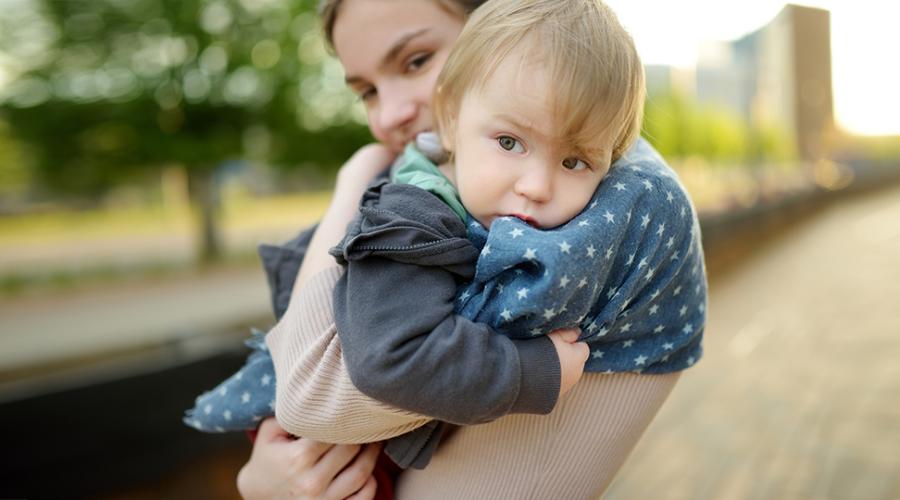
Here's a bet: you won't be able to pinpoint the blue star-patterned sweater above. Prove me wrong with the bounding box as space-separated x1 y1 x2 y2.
184 138 706 438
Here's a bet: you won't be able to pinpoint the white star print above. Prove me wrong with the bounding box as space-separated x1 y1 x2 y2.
530 328 542 336
666 236 675 248
649 305 659 315
642 179 653 190
637 257 648 269
517 288 529 300
586 245 596 258
682 323 693 335
592 350 604 359
666 191 674 202
204 404 212 415
558 241 572 254
622 339 635 348
673 286 682 296
577 278 588 288
634 355 648 366
509 227 524 238
261 374 271 386
614 182 627 191
641 214 650 228
679 305 688 316
241 392 251 404
670 251 680 261
218 386 227 396
578 220 590 227
663 342 674 350
224 410 232 421
653 325 664 333
559 276 570 288
597 326 609 337
235 372 243 381
590 200 599 209
543 308 556 320
687 356 696 365
626 254 635 265
523 248 537 260
603 210 615 223
481 245 491 256
459 290 470 302
650 289 660 300
500 309 513 322
606 287 617 299
620 323 632 333
605 247 613 259
645 268 655 281
656 223 666 237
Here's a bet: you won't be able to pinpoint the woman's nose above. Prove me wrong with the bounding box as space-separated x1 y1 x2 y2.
376 91 417 134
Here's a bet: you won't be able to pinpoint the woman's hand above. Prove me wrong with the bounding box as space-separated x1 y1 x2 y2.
335 143 396 193
548 328 590 400
237 418 381 500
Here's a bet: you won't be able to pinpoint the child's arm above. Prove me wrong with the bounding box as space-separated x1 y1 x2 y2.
331 181 587 425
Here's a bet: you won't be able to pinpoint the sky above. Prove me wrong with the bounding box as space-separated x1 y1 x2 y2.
606 0 900 136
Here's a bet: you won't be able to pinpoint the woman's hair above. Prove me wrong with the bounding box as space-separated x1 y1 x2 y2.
318 0 486 48
433 0 646 162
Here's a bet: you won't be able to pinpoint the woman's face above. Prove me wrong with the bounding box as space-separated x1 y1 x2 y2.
332 0 466 153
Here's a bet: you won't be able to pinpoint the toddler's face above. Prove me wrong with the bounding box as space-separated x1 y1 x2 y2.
446 48 612 230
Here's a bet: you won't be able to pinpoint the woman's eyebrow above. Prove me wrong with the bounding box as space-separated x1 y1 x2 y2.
344 28 430 86
380 28 430 68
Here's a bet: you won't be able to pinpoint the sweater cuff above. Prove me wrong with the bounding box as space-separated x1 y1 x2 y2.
509 336 560 415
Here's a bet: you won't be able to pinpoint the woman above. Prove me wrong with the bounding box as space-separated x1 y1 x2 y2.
238 1 696 498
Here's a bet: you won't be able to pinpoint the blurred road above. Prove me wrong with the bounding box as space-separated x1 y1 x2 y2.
606 183 900 498
1 181 899 499
0 265 272 376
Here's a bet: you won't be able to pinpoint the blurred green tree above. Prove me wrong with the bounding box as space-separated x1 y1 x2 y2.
0 0 370 261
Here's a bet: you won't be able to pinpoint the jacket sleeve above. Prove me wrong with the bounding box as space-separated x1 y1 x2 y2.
265 266 434 443
334 255 560 425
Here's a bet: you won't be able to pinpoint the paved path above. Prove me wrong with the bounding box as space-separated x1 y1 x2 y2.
605 183 900 499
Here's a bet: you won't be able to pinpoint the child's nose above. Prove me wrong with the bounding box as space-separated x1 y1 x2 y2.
514 165 553 203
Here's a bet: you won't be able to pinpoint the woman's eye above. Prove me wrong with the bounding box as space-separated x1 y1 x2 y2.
562 157 590 171
497 136 524 153
406 53 432 72
358 87 376 103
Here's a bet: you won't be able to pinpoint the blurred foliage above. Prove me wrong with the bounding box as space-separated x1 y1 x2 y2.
0 119 30 198
0 0 371 259
642 91 795 164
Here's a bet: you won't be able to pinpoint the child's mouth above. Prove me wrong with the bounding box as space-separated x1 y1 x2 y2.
510 213 539 228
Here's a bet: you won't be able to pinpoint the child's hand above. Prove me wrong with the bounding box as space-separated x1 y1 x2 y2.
548 328 589 400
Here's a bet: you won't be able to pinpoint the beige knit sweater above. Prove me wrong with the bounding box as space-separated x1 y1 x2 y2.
266 266 433 443
266 266 682 498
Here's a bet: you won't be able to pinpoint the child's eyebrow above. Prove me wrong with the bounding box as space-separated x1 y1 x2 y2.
494 113 547 140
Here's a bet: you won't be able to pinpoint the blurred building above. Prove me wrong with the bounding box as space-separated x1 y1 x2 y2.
691 4 834 161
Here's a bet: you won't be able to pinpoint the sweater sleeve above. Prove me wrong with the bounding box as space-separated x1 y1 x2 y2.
265 266 433 443
334 256 560 425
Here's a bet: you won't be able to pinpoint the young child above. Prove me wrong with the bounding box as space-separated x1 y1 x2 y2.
186 0 706 470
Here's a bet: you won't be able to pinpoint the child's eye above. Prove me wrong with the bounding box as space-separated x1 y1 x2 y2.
562 157 590 171
497 135 524 153
406 53 432 72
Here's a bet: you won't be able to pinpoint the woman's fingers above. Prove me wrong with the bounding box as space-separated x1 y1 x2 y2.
324 442 382 500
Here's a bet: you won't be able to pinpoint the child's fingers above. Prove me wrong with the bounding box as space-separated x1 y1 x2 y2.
549 327 582 343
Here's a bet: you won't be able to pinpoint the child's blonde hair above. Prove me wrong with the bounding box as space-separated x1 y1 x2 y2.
434 0 645 163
